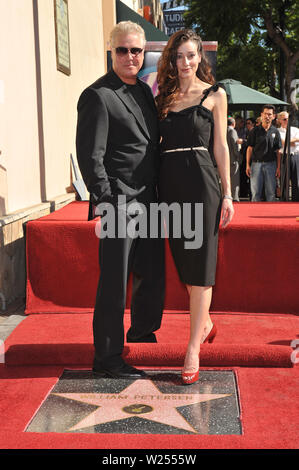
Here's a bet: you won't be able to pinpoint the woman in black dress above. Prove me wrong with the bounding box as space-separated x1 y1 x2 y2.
156 30 234 384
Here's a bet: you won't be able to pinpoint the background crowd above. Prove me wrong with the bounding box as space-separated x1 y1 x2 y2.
226 109 299 202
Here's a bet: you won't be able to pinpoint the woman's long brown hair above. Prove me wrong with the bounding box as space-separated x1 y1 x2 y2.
156 29 215 120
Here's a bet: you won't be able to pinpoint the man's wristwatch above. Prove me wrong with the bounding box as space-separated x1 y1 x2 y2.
223 195 233 200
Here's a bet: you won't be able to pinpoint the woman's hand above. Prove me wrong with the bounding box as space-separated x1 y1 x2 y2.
221 198 234 228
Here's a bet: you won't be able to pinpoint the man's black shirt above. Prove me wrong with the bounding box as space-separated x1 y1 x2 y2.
126 81 159 145
247 125 282 162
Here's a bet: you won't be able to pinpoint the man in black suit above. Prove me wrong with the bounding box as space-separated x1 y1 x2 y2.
76 21 165 379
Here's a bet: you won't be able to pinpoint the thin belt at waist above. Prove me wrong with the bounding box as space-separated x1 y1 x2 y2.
162 146 208 154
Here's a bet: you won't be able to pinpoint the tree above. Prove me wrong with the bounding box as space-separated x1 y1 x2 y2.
214 29 280 98
180 0 299 120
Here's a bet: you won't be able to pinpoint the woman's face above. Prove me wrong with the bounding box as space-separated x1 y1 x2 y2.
175 40 201 80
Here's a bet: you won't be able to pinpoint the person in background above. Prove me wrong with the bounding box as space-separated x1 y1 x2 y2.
277 111 299 201
227 117 242 201
235 115 246 147
246 118 255 133
246 105 282 201
239 118 255 199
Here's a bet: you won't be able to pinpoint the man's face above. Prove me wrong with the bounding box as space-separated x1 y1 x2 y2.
246 120 254 131
111 33 144 84
278 113 288 128
261 108 275 127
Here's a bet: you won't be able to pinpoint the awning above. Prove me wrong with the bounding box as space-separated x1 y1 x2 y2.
116 0 169 42
220 79 289 110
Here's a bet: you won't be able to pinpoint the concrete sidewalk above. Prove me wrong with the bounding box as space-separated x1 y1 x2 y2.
0 298 26 342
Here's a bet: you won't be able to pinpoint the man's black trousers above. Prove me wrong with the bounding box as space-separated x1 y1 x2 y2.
93 203 165 368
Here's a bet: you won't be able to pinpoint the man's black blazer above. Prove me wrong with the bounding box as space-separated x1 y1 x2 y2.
76 69 160 220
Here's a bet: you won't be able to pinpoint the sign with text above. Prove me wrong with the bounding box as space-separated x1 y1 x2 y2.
54 0 71 75
163 10 185 36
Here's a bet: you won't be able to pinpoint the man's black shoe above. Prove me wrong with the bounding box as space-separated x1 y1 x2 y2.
92 362 147 379
126 332 157 343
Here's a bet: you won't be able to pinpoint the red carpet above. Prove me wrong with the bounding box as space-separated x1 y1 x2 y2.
4 312 298 367
2 201 298 450
25 201 299 314
3 315 297 449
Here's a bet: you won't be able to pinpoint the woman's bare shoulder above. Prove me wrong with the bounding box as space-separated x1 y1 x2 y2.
213 84 226 99
212 85 227 109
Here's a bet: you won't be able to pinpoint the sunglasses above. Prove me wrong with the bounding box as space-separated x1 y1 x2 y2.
115 47 143 56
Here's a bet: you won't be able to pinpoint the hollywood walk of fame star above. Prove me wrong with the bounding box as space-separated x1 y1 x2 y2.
53 378 230 433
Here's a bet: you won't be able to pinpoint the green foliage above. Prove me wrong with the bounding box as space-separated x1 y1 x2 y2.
180 0 299 95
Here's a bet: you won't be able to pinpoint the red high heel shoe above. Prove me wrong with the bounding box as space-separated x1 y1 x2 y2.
181 368 199 385
203 324 217 344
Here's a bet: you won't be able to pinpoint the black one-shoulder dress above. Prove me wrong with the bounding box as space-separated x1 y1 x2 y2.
159 84 222 286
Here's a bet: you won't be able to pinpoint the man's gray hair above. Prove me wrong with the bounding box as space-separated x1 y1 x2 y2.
277 111 289 120
110 21 146 48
